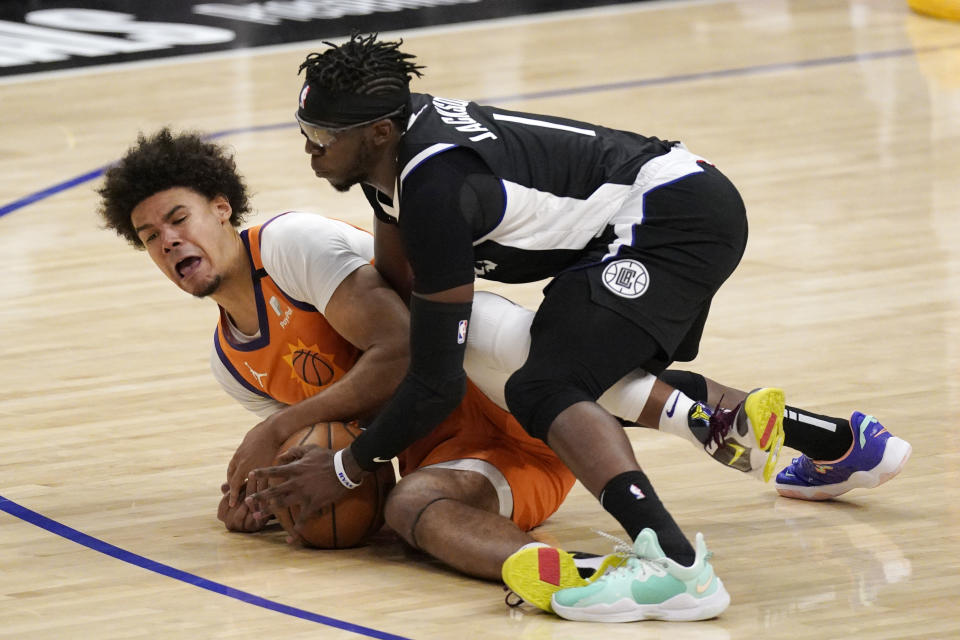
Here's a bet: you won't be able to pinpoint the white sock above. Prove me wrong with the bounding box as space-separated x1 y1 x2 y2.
658 389 706 449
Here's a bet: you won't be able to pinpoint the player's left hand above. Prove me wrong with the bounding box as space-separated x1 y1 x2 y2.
217 483 267 532
244 445 349 542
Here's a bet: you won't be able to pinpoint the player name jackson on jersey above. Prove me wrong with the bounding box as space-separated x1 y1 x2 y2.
368 92 680 284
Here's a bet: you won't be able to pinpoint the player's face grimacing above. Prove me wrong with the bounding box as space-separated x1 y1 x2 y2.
131 187 236 298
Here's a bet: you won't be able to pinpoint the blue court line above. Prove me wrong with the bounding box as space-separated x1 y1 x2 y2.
0 123 295 220
480 42 960 103
3 40 958 221
0 495 413 640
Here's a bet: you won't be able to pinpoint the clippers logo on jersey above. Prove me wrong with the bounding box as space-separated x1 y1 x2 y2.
457 319 468 344
299 84 310 109
601 259 650 299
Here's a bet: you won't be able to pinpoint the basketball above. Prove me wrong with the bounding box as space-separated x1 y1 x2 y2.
270 421 396 548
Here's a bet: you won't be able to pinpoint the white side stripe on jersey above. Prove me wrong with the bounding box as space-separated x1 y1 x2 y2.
476 180 631 251
399 142 457 184
491 113 596 136
603 145 708 261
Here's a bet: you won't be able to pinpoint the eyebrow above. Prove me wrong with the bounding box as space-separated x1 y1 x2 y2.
134 204 185 234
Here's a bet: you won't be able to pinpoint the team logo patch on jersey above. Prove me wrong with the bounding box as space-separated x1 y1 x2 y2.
269 295 294 328
601 259 650 299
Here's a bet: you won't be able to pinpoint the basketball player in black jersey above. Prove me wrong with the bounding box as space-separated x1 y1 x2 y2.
247 34 911 622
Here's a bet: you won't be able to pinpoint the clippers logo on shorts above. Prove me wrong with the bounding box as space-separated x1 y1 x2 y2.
457 319 468 344
601 259 650 299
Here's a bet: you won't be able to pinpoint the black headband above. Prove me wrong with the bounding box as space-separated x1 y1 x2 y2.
297 81 409 126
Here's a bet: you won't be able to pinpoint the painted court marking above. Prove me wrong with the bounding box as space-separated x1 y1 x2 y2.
2 23 957 635
0 495 413 640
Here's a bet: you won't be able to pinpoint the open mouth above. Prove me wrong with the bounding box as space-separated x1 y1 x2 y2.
176 256 201 279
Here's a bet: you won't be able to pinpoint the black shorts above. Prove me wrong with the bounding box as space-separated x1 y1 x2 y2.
538 155 747 386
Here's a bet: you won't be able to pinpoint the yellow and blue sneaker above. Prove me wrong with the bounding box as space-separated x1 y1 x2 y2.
551 528 729 623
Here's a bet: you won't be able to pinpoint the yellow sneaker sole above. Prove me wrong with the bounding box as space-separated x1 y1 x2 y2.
744 388 786 482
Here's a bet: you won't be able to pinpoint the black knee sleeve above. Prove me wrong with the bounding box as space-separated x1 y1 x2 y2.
504 366 594 441
658 369 708 403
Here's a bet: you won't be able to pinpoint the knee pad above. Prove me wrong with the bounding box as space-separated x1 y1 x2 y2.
505 365 593 442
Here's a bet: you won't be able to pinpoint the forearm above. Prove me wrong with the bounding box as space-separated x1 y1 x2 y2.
267 343 409 439
350 368 467 470
350 295 473 470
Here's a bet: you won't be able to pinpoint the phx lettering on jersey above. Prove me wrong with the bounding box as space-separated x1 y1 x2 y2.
432 97 498 142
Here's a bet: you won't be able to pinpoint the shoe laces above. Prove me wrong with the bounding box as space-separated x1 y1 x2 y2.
595 530 712 569
705 395 743 450
593 530 670 578
594 529 635 556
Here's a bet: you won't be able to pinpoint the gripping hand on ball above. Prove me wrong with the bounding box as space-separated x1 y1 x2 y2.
226 417 288 509
218 482 267 532
246 445 354 543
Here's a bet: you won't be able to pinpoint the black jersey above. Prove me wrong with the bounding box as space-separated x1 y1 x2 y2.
368 93 676 286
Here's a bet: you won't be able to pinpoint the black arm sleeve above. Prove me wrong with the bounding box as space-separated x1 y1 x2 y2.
398 147 504 294
349 296 472 470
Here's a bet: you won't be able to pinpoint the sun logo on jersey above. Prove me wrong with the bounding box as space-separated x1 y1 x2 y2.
282 339 345 394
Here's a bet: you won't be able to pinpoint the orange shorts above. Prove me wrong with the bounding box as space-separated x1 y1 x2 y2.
397 380 575 532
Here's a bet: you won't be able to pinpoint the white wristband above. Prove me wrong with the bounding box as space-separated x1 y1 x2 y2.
333 448 362 489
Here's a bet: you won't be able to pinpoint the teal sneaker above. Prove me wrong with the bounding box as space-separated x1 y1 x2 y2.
551 529 730 622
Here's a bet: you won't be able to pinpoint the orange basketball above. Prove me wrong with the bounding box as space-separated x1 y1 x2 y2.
271 421 395 548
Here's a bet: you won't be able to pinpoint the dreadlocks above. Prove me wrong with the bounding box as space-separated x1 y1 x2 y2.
298 32 424 96
296 33 424 127
97 128 251 248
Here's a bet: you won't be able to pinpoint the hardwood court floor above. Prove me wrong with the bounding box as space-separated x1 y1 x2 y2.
1 1 959 638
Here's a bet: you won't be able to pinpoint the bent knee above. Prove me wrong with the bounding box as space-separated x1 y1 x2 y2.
383 473 453 543
505 367 593 441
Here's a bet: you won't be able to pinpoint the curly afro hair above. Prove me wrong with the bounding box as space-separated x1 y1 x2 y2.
97 128 251 248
